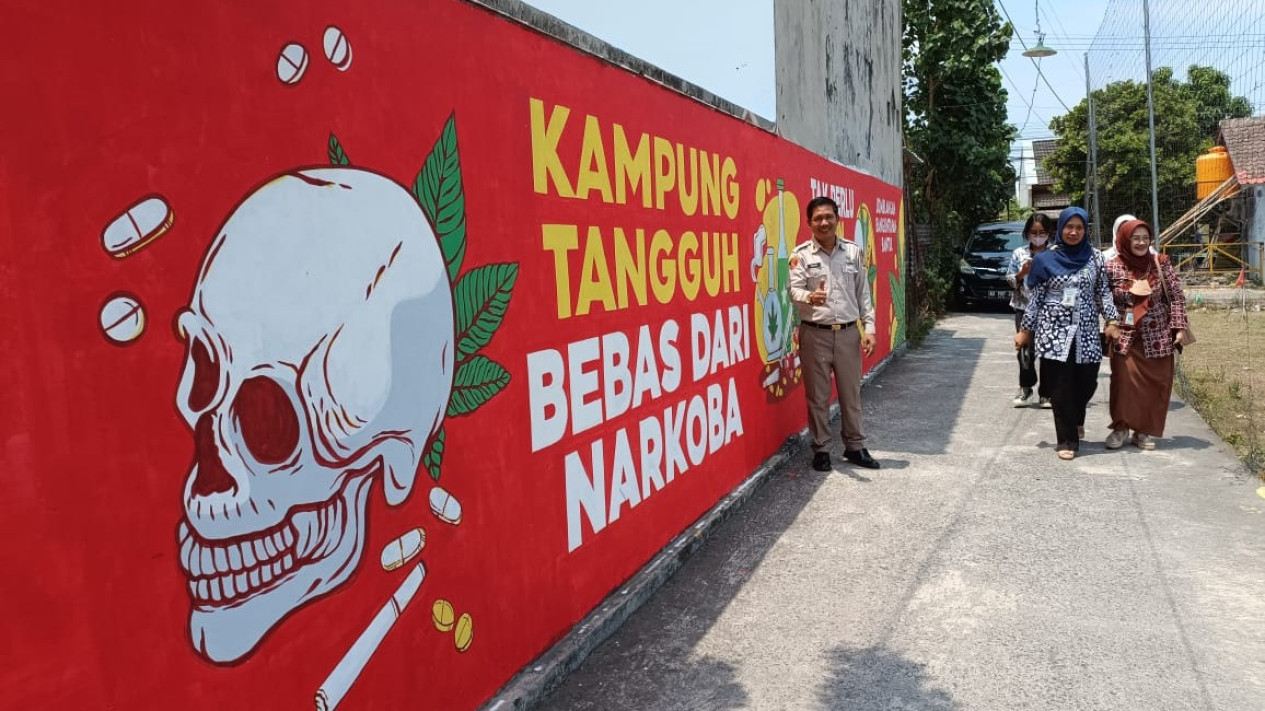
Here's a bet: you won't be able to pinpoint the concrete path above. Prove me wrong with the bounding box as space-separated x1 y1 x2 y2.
537 313 1265 711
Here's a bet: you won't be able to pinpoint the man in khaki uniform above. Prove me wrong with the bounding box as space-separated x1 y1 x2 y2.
788 196 880 472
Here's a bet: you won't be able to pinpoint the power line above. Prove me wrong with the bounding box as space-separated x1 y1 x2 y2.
996 0 1075 112
999 64 1050 130
1038 2 1092 80
1019 70 1040 134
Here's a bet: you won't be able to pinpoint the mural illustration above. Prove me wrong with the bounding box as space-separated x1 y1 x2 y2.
2 2 901 708
856 202 877 304
170 27 515 699
175 163 453 666
889 204 907 348
751 178 802 400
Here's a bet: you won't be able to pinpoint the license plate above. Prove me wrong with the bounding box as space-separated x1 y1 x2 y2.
988 290 1009 300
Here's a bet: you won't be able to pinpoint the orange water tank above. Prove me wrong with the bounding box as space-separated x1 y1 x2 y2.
1196 145 1235 199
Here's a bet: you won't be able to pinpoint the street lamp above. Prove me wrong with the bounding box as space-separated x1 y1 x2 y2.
1022 0 1057 58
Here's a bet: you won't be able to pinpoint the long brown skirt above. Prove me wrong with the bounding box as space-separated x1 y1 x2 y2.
1109 349 1175 436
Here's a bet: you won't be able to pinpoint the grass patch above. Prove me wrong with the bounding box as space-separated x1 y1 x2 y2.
1176 308 1265 480
907 311 938 348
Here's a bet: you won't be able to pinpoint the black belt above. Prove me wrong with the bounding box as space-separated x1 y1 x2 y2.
802 320 854 331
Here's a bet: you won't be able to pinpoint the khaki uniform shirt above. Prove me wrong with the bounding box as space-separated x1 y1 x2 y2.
788 237 876 334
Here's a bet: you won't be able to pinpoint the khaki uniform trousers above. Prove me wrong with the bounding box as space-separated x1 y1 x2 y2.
799 323 865 452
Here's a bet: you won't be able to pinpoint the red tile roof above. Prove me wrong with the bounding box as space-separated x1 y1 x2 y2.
1220 116 1265 185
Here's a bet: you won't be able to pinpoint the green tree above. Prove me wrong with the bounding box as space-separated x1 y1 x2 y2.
1045 65 1250 231
903 0 1016 318
1186 65 1253 139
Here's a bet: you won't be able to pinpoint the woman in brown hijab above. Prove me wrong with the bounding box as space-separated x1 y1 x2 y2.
1104 219 1190 450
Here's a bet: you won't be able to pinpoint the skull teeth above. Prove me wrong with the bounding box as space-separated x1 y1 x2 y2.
240 541 257 568
182 525 296 605
180 492 341 606
199 547 214 577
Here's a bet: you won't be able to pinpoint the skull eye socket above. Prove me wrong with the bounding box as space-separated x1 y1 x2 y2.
233 376 300 465
188 339 220 412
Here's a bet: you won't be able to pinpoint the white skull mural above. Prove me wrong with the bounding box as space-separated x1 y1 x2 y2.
174 167 454 663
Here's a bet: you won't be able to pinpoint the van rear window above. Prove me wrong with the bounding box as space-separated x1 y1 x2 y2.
969 230 1027 253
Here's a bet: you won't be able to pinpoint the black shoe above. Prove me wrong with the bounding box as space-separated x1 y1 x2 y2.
844 448 880 469
812 452 832 472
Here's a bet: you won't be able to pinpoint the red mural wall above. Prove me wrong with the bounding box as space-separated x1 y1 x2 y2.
0 0 904 708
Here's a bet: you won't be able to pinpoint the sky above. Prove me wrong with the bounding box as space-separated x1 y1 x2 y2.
996 0 1110 142
523 0 777 118
521 0 1110 144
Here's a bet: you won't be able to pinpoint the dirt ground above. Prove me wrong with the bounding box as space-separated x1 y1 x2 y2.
1176 307 1265 479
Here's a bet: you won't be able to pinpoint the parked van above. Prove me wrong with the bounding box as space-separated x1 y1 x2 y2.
955 221 1027 309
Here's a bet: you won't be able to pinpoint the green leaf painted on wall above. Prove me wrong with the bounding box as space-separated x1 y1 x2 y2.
328 133 350 165
448 356 511 417
889 272 907 345
414 114 467 282
453 263 518 361
423 427 445 481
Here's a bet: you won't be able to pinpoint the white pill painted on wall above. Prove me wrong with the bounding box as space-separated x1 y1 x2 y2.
323 26 352 71
429 487 462 525
380 528 426 571
101 195 174 258
276 43 309 84
100 294 146 345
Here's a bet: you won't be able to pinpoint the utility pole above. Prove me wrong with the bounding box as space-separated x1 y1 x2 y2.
1085 53 1102 247
1143 0 1161 231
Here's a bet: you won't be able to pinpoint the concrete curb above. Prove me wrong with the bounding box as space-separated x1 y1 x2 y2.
480 343 907 710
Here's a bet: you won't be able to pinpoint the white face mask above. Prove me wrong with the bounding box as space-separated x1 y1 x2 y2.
1029 235 1048 247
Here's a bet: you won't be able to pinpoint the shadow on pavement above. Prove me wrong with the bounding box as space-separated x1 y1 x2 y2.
1036 435 1213 453
863 326 988 456
1159 434 1214 450
816 645 959 710
537 457 833 710
838 468 874 483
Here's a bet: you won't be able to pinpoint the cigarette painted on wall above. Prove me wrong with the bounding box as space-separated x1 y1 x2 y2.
315 563 427 711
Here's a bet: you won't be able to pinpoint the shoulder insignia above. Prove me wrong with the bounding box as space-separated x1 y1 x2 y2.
789 254 799 269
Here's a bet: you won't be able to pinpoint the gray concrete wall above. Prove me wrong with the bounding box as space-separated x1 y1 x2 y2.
774 0 903 186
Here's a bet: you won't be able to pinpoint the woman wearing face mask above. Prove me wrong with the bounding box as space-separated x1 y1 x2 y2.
1005 213 1055 407
1103 219 1189 450
1015 207 1121 460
